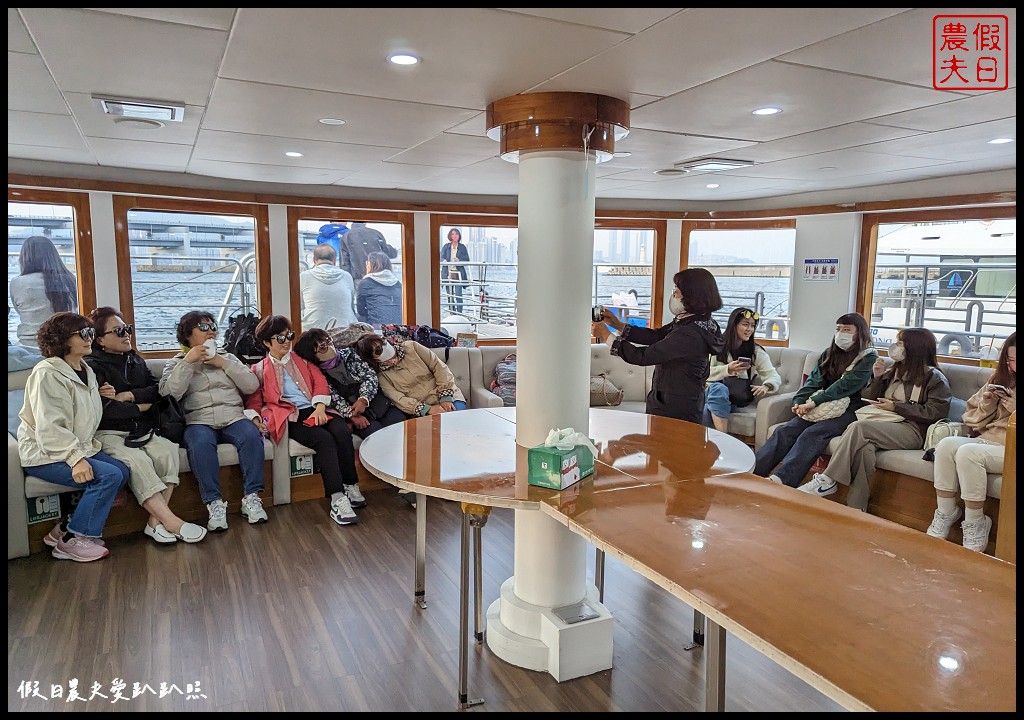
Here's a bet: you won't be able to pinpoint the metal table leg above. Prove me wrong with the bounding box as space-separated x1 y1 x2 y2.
458 504 487 709
594 547 605 603
704 618 726 711
685 609 705 651
414 493 427 609
471 509 489 644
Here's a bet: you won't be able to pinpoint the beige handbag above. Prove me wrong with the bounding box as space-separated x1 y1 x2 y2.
590 373 624 406
854 384 922 423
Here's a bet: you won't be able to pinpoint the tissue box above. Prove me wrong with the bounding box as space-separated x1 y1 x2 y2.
528 444 595 490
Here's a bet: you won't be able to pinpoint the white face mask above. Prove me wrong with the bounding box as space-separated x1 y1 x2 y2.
668 296 687 316
377 341 396 362
834 331 856 351
888 343 905 362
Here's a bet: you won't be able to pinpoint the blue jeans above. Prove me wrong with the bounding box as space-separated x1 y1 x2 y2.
184 419 266 505
26 451 129 538
703 382 734 426
753 410 858 487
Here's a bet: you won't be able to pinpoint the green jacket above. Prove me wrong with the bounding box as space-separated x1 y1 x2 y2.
794 348 878 407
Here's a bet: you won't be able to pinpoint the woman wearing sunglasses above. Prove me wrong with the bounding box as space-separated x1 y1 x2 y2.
703 307 782 432
160 311 266 531
245 315 365 527
85 306 207 545
16 312 129 562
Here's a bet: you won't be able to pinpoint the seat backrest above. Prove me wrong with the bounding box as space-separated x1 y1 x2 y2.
428 346 474 403
761 346 816 396
938 362 992 421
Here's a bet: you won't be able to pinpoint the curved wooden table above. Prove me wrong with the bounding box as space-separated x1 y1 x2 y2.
358 407 1017 712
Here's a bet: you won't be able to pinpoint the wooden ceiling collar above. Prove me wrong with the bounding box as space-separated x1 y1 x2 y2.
485 92 630 161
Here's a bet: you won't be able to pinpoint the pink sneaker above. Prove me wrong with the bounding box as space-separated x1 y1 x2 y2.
43 522 105 548
51 535 110 563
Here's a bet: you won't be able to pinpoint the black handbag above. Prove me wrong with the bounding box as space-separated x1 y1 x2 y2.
720 376 755 408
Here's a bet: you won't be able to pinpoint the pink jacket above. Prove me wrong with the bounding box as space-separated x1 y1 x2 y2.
245 355 334 444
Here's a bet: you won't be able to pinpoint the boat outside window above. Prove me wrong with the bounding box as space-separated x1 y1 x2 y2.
865 216 1016 360
123 208 258 352
686 226 796 342
8 200 81 346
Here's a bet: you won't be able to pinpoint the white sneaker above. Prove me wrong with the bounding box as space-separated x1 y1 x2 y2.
926 506 963 540
344 484 367 508
241 493 268 524
330 495 359 525
798 473 837 497
961 515 992 553
207 499 229 532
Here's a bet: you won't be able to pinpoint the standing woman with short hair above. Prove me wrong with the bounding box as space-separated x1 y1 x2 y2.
591 267 725 424
10 235 79 349
17 312 129 562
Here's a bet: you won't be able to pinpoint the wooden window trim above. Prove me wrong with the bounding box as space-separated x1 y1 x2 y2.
856 207 1016 366
8 187 97 320
112 195 271 358
286 208 415 334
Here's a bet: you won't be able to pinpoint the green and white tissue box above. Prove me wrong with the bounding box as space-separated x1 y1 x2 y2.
528 444 595 490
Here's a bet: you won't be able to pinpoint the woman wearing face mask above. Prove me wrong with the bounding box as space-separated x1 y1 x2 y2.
292 327 407 439
85 306 207 545
753 313 878 487
591 268 725 424
797 328 950 510
703 307 782 432
245 315 365 527
354 333 467 417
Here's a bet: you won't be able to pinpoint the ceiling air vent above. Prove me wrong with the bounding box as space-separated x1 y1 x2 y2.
675 158 753 172
93 96 185 123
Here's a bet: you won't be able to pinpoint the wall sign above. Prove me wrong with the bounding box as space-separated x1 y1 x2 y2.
803 258 839 282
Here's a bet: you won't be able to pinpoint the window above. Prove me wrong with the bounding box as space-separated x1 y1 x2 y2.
434 216 663 341
288 210 411 333
113 197 269 354
684 221 796 342
8 189 95 346
860 212 1015 360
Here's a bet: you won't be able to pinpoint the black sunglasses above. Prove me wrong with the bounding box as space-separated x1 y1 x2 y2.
273 331 296 344
103 324 134 338
75 327 96 341
196 322 218 333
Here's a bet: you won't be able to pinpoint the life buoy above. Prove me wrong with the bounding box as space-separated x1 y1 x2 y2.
937 333 973 356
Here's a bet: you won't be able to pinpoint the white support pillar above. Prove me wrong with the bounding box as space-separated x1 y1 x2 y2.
484 153 614 681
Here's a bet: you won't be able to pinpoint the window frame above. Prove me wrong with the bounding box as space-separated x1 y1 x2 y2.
7 186 97 321
857 206 1016 365
287 208 415 334
681 219 796 347
112 195 271 358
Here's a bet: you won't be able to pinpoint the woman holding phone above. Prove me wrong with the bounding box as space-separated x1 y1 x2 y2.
244 315 363 526
703 307 781 431
797 328 950 510
927 332 1015 552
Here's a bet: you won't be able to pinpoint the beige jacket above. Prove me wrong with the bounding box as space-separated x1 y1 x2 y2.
963 384 1016 444
377 341 465 416
159 350 260 429
18 357 103 468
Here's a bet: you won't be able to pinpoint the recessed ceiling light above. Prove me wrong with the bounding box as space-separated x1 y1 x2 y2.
388 53 420 66
988 137 1014 144
613 151 632 158
818 166 838 171
705 183 720 189
318 118 346 126
752 106 782 116
285 151 303 158
112 117 164 130
675 158 753 172
654 168 688 176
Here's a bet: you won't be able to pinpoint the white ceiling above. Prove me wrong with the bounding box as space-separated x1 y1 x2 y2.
7 8 1017 209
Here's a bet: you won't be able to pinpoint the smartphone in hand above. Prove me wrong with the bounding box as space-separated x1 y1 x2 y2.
737 356 752 369
303 415 319 427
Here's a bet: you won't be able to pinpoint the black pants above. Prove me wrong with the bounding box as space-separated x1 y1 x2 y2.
288 408 358 495
352 405 407 440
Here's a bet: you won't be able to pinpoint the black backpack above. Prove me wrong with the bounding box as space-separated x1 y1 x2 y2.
222 312 266 365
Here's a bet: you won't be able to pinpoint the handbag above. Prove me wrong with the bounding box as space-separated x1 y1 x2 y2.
854 384 922 423
721 376 754 407
590 373 624 407
922 419 969 460
801 396 850 422
154 395 186 445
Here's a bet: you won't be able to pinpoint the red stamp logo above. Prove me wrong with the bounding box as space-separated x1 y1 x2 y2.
933 15 1009 90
